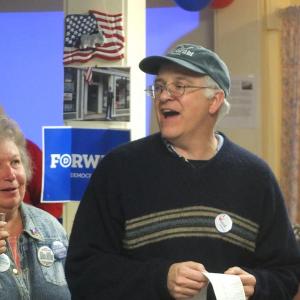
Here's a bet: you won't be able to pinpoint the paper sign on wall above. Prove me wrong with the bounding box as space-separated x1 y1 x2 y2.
218 75 258 129
41 126 130 202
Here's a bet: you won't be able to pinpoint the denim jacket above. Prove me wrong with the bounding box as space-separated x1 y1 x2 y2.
0 203 71 300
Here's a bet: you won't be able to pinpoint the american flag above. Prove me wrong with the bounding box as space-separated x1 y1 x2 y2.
64 10 124 65
84 67 93 85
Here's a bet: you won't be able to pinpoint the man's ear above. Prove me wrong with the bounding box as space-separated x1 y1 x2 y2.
208 91 225 115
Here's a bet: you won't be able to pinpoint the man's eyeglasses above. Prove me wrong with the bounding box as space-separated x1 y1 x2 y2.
145 83 217 99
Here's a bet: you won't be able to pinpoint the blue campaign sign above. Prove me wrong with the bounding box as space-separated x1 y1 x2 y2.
42 126 130 202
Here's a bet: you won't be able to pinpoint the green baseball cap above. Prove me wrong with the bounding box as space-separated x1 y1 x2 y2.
139 43 230 97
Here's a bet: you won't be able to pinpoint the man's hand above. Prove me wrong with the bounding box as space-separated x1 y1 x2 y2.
0 221 9 254
225 266 256 299
167 261 208 299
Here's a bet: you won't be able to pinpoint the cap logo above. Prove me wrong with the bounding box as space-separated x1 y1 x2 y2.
139 43 230 97
172 45 195 57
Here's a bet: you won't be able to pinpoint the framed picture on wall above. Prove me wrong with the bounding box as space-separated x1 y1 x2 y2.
63 66 130 122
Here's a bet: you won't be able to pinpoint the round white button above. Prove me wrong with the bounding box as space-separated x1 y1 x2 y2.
38 246 55 267
0 254 10 272
215 213 233 233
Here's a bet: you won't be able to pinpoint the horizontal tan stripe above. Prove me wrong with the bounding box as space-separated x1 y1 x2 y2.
124 227 255 251
126 211 218 230
126 207 258 234
124 231 254 252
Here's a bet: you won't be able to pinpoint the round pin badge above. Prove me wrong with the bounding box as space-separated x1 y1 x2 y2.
215 213 233 233
0 253 10 272
37 246 55 267
51 241 67 260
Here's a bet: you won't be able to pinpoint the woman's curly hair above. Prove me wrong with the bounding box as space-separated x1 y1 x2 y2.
0 116 32 182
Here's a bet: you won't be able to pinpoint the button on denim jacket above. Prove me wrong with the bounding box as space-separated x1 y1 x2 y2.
0 203 71 300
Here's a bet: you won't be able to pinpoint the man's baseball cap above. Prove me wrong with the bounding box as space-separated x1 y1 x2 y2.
139 43 230 97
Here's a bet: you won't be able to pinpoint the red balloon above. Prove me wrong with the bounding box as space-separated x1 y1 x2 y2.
211 0 234 9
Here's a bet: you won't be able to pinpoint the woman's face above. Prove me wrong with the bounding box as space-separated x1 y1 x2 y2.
0 139 26 212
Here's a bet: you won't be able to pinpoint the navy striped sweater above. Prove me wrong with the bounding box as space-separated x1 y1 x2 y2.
66 133 300 300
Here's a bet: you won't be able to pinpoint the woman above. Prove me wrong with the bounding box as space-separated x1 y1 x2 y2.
0 105 63 221
0 116 70 299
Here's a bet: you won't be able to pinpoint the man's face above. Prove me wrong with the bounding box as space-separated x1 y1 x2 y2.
154 64 216 144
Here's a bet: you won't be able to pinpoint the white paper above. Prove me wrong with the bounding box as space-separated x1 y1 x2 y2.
188 272 246 300
218 75 258 129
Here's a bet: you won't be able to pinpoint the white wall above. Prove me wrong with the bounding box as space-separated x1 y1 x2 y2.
63 0 146 234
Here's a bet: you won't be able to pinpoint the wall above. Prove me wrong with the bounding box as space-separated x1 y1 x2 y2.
64 0 146 140
2 0 295 233
147 0 274 168
214 1 263 159
63 0 146 234
0 1 64 147
146 2 214 134
147 0 293 179
214 0 292 178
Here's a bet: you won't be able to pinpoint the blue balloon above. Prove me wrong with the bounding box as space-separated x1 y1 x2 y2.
173 0 212 11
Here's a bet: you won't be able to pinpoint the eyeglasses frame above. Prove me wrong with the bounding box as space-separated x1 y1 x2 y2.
145 82 218 99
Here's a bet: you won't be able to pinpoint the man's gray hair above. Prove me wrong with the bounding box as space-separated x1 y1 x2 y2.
203 75 231 123
0 116 32 182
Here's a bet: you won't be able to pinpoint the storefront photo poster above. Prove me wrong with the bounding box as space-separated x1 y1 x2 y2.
63 67 130 122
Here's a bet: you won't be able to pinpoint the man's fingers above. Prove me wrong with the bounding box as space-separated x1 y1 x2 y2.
176 263 206 282
225 266 243 275
225 266 256 299
168 261 208 299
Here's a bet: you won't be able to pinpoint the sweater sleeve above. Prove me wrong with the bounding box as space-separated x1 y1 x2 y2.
65 154 173 300
244 170 300 299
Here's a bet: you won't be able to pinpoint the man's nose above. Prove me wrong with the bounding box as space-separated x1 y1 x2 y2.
158 86 173 102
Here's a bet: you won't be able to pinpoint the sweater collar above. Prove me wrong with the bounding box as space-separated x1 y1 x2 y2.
162 132 224 161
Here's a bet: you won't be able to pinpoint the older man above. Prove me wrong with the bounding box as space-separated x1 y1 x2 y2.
66 44 300 300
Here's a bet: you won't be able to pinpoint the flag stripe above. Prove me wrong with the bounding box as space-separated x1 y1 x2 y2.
84 67 93 85
102 33 125 42
64 43 124 57
64 48 124 57
96 17 123 24
64 48 124 64
100 25 124 32
64 54 124 64
89 10 122 18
